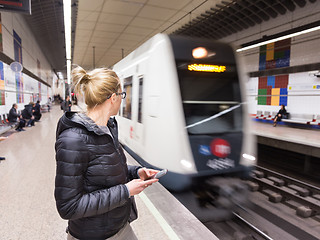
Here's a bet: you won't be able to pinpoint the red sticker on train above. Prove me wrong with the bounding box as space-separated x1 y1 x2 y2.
210 138 231 158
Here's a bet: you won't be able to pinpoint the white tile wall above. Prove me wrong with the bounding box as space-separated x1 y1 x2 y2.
0 12 54 115
291 31 320 66
1 12 54 85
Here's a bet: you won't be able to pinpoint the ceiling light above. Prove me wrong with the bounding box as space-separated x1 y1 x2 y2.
57 72 64 79
237 25 320 52
63 0 71 84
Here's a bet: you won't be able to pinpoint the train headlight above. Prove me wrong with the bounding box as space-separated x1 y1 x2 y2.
242 153 256 161
180 159 193 169
192 47 208 59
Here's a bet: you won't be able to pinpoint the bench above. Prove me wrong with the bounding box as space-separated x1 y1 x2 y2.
309 115 320 125
282 114 315 125
253 111 320 128
261 111 277 120
0 114 18 135
262 111 270 120
255 110 263 119
0 125 11 135
267 111 278 120
41 104 50 113
255 111 277 120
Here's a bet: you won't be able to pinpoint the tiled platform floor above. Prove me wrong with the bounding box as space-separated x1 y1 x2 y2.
0 106 67 239
250 120 320 148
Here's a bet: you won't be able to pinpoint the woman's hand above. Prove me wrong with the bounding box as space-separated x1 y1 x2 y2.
126 178 159 196
138 167 159 180
278 114 281 117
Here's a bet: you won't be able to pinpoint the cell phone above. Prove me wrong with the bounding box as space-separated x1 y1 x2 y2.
150 169 168 179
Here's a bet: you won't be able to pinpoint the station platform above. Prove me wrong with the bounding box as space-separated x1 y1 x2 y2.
0 105 217 240
250 120 320 158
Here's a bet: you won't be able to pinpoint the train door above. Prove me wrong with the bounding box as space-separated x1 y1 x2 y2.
121 75 144 153
134 75 144 145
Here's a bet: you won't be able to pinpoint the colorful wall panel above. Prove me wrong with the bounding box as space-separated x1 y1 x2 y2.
258 75 288 106
13 30 24 103
0 14 3 52
0 62 4 105
259 39 291 70
0 14 4 105
258 39 291 106
38 82 41 101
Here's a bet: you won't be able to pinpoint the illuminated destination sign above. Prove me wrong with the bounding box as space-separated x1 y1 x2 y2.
188 64 226 73
0 0 31 14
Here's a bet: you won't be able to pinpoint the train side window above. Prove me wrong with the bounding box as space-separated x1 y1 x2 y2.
138 77 143 123
123 76 132 119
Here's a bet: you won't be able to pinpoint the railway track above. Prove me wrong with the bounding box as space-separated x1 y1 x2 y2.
201 165 320 239
232 212 273 240
248 165 320 218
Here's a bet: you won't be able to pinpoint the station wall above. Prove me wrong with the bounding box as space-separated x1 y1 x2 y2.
222 1 320 117
0 12 55 115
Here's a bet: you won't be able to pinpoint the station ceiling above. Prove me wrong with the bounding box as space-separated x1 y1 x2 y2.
24 0 318 77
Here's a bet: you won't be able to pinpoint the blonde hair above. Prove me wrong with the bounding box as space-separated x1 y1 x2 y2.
72 66 120 109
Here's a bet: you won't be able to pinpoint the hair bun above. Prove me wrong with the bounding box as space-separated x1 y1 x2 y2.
80 73 91 84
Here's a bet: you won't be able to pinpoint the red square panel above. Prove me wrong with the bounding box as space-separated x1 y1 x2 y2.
267 86 272 95
259 77 267 89
267 96 271 105
275 39 291 50
275 75 288 88
266 86 272 105
266 60 276 69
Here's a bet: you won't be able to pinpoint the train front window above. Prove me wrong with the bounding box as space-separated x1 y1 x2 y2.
177 64 242 135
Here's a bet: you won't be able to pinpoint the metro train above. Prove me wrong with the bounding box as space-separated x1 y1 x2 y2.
113 34 256 212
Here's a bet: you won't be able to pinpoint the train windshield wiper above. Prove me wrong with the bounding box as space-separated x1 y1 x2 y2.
185 102 243 129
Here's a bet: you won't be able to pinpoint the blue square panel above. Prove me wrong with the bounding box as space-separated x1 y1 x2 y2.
267 76 275 88
280 88 287 95
279 96 287 106
259 56 266 70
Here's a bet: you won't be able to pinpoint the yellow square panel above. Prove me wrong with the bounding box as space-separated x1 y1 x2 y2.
271 88 280 106
272 88 280 95
266 42 274 61
0 80 4 90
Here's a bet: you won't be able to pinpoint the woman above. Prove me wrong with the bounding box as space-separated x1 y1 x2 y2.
273 104 287 127
55 66 159 239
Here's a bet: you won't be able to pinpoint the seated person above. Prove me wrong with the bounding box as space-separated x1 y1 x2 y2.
273 104 287 127
33 100 42 121
8 103 26 131
22 102 35 127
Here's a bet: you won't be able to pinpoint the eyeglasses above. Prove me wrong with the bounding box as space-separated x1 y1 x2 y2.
107 92 126 99
116 92 126 99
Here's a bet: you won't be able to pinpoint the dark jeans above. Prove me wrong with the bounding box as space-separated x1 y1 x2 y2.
34 112 42 121
26 118 35 126
10 119 25 130
17 119 26 129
